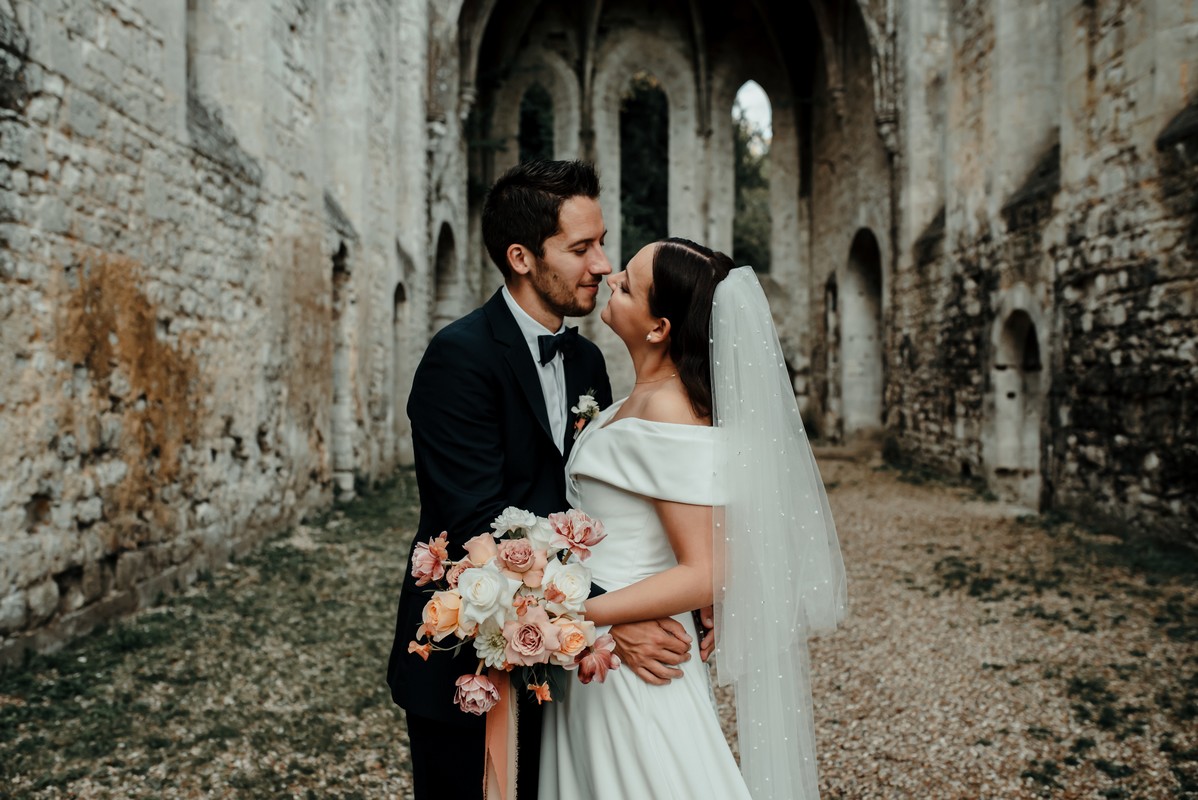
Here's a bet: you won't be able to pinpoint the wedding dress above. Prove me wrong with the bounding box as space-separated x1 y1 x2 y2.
539 397 753 800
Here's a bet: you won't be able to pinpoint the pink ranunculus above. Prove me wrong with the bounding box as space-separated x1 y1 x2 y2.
454 673 500 715
502 605 561 667
497 539 548 588
575 633 621 684
463 533 499 566
548 510 606 561
411 532 449 586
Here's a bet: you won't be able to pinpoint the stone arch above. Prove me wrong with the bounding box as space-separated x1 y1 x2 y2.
711 72 801 286
492 49 582 176
432 222 459 334
985 285 1047 509
593 29 700 265
841 228 884 437
330 241 356 501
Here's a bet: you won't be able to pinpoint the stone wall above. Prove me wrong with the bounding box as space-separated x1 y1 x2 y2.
0 0 436 661
888 0 1198 544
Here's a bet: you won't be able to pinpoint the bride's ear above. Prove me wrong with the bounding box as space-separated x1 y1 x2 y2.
650 316 671 344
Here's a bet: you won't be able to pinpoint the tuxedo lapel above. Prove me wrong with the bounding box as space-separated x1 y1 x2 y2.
562 343 590 461
484 292 554 446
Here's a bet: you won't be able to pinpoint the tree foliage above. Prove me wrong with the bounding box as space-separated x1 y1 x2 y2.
732 104 771 271
619 72 668 265
519 83 554 163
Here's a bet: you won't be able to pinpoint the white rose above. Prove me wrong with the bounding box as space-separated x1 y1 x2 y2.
571 394 600 418
527 517 557 552
458 561 522 629
491 506 538 538
543 559 592 616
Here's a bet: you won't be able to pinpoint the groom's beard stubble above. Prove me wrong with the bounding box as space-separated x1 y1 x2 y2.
529 258 599 319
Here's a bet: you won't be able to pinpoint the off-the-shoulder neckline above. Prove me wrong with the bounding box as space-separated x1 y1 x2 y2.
597 397 714 431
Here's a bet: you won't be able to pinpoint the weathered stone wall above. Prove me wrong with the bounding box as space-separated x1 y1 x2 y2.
0 0 434 661
888 0 1198 543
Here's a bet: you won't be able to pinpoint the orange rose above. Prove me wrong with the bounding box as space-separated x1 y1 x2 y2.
551 618 596 666
422 591 470 642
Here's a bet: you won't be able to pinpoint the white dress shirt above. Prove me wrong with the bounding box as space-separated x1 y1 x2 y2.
502 286 567 453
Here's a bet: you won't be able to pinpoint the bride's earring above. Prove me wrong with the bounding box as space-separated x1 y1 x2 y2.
645 334 652 342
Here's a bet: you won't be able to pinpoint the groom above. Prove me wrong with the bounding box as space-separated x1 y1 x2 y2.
388 159 698 800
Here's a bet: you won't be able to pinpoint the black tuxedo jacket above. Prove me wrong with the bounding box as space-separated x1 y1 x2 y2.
388 289 613 722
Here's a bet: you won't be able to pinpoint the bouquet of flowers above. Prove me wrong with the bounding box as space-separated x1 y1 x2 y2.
407 506 621 715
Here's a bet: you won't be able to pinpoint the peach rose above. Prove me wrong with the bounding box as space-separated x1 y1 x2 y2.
421 591 471 642
463 533 499 566
551 618 597 667
454 674 500 715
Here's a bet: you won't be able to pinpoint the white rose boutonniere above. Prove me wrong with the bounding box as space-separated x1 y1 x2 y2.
571 391 601 440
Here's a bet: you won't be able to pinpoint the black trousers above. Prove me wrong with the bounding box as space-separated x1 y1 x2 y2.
405 694 543 800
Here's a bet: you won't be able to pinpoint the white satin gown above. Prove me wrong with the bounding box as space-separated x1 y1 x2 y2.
539 398 752 800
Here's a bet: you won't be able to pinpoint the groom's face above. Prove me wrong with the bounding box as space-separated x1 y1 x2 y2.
527 196 612 318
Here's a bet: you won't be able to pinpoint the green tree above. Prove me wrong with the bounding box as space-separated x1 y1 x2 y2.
619 73 668 265
732 105 771 271
519 83 554 163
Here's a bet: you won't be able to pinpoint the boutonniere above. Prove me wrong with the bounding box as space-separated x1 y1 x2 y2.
571 391 601 440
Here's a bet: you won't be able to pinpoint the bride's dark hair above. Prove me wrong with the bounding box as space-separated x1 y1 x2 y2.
649 237 735 420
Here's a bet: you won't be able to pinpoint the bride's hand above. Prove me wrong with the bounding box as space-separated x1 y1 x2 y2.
608 618 692 685
696 605 715 662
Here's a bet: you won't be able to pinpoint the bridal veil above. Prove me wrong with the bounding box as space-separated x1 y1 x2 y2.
710 266 848 800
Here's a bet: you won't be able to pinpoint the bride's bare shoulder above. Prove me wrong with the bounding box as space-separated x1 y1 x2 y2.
640 386 709 427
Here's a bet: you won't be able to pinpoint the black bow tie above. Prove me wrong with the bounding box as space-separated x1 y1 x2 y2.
538 327 579 365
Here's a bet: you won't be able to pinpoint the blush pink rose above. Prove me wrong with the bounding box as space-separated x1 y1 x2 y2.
548 510 606 561
502 605 561 667
463 533 499 566
454 674 500 715
411 532 449 586
497 539 548 588
576 633 621 684
445 561 469 589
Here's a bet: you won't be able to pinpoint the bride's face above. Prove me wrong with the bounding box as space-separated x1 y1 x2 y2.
601 243 658 343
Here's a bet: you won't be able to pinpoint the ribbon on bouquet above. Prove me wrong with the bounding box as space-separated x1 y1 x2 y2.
484 668 518 800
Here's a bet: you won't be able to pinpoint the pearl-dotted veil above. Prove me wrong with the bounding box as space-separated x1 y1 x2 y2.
710 266 848 800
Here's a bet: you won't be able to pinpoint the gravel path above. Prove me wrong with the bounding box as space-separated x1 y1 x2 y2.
1 458 1195 799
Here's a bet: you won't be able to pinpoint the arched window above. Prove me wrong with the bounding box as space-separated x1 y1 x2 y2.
619 72 668 264
732 80 772 272
519 83 554 163
842 229 884 436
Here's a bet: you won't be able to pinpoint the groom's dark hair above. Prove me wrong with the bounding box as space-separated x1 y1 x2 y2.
482 159 602 279
651 238 735 420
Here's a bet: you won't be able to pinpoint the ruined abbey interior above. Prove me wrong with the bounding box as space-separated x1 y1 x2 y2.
1 0 1195 660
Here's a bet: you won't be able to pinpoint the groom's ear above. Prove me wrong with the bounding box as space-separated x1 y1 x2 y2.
507 244 535 277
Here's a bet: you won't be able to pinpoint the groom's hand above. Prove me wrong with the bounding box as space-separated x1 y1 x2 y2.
609 619 692 685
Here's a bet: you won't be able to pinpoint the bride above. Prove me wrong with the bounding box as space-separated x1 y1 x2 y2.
539 238 847 800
